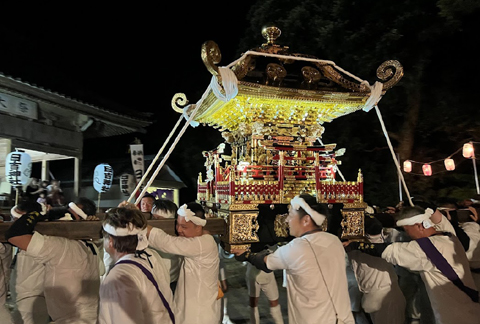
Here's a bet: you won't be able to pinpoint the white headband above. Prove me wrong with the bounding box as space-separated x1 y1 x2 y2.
68 202 88 220
396 208 434 228
10 205 46 219
177 204 207 226
290 196 326 226
10 206 23 220
103 223 149 250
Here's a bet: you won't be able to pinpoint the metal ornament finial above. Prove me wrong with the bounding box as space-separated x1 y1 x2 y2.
262 26 281 45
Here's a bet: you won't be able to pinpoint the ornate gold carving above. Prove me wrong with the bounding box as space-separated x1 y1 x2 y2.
377 60 404 90
201 40 221 77
171 93 189 113
340 209 365 240
232 55 255 80
301 66 321 88
274 213 289 237
223 243 251 253
317 64 370 92
229 212 260 243
343 201 368 209
229 204 259 211
266 63 287 85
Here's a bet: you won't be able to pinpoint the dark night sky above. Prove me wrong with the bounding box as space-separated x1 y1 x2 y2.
0 4 259 200
0 4 255 117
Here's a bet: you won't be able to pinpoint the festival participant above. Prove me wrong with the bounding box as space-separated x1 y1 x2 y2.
46 180 64 207
8 201 50 324
346 215 406 324
98 207 174 324
233 194 354 324
151 198 181 292
441 205 480 290
25 178 44 202
140 193 156 216
347 205 480 324
217 239 234 324
0 221 13 324
245 261 284 324
146 202 221 324
151 198 178 219
5 198 101 324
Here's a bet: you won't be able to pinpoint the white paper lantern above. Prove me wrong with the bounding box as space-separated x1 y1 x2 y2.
463 143 475 159
120 173 136 196
403 160 412 173
5 151 32 186
93 163 113 193
444 158 455 171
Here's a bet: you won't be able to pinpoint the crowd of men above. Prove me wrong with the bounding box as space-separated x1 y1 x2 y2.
0 192 480 324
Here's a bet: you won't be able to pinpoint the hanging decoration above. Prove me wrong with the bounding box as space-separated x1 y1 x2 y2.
93 163 114 193
120 173 136 196
402 141 478 176
5 150 32 186
444 158 455 171
463 143 475 158
422 164 432 176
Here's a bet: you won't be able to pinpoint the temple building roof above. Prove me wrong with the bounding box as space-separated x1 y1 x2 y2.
172 26 403 132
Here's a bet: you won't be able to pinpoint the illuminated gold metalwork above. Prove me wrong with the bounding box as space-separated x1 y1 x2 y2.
274 213 289 237
186 26 403 249
201 40 221 77
262 26 281 45
340 202 368 240
227 212 260 243
377 60 404 90
171 93 189 113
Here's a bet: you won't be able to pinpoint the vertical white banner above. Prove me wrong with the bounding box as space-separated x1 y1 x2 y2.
130 144 144 192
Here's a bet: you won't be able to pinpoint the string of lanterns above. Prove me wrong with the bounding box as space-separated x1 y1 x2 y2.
403 142 478 176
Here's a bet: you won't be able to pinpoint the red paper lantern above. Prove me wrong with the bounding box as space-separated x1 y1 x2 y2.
403 160 412 173
422 164 432 176
463 143 475 159
444 158 455 171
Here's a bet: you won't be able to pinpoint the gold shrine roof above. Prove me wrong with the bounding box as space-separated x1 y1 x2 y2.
172 26 403 132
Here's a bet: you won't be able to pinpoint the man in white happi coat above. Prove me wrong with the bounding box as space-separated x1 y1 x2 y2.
5 198 101 324
346 215 405 324
151 198 182 293
233 194 354 324
351 205 480 324
8 201 50 324
0 236 13 324
98 207 174 324
461 215 480 290
146 202 221 324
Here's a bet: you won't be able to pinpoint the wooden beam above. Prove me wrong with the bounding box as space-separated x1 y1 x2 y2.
0 218 226 243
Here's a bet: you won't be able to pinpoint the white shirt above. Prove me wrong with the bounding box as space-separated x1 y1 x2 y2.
26 232 100 324
382 230 480 324
98 248 174 324
154 249 182 283
461 221 480 269
266 231 354 324
0 243 13 324
348 249 406 324
149 227 220 324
